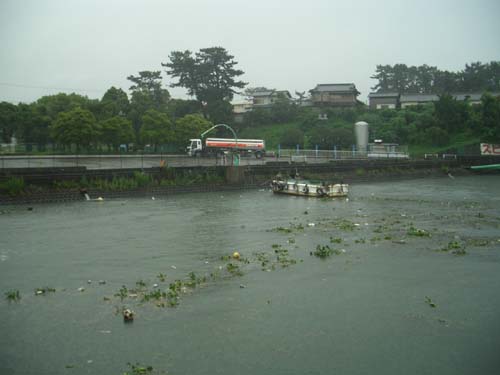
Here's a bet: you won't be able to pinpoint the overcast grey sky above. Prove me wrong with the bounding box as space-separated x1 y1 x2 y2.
1 0 499 104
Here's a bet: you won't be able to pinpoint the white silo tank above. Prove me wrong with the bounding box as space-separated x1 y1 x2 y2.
354 121 369 153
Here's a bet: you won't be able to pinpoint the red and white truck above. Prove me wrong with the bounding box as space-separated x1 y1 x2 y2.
187 137 266 158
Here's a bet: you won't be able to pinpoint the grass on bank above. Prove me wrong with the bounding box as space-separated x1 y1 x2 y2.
1 170 226 197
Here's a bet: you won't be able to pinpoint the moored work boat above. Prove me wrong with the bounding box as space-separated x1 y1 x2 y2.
271 175 348 198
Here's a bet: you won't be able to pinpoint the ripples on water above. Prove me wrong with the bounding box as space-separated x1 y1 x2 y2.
1 176 500 375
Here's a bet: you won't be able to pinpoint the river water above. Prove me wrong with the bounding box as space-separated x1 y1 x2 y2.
1 175 500 375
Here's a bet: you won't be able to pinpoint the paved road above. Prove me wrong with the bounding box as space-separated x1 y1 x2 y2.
0 154 308 170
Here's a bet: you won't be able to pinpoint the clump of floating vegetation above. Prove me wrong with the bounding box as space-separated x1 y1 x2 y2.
123 362 168 375
115 285 129 301
407 226 431 237
330 237 342 244
268 223 304 234
312 245 346 259
312 245 333 259
334 219 357 231
226 263 243 276
111 252 251 313
5 290 21 302
425 296 437 308
273 246 297 268
438 241 462 252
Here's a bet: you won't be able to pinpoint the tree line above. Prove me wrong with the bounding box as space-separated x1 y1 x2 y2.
371 61 500 94
1 52 499 153
0 47 246 152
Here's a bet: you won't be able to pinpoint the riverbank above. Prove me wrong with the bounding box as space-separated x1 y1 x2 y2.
0 165 474 205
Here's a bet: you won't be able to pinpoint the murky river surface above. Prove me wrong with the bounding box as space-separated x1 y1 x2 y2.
1 175 500 375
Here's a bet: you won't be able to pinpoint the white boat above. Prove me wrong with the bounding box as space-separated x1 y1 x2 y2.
271 177 348 198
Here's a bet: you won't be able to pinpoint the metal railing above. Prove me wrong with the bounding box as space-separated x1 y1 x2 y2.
0 149 415 170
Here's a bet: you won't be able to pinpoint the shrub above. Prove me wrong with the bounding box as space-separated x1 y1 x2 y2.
0 177 25 196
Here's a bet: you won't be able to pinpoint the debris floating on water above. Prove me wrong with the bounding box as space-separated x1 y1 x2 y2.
78 287 85 292
123 309 135 322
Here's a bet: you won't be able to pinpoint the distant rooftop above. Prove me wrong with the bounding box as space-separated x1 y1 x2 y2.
368 92 400 98
311 83 358 93
400 94 439 102
252 90 291 98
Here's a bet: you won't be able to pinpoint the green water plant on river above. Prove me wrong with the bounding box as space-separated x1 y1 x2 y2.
122 362 154 375
115 285 129 301
5 290 21 302
312 245 345 259
135 279 147 289
313 245 334 259
407 226 431 237
226 263 243 276
425 296 437 308
330 237 342 244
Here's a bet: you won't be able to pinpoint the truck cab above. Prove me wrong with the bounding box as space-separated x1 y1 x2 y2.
187 139 202 156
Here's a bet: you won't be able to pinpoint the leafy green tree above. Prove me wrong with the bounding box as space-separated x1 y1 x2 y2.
433 70 460 93
243 108 272 128
127 71 170 110
205 100 234 125
480 93 500 141
281 128 304 148
270 93 297 124
14 103 50 150
172 114 212 147
163 47 246 118
307 125 354 149
139 109 173 150
370 65 393 92
167 99 202 121
50 107 99 150
0 101 18 142
100 87 129 120
434 94 469 133
99 116 135 150
36 93 99 121
127 71 170 134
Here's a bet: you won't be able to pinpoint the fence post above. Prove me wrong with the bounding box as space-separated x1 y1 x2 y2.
333 145 337 160
352 145 356 158
315 145 318 158
296 144 300 155
278 144 281 159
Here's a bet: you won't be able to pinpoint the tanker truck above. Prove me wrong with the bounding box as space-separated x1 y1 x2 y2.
187 137 266 158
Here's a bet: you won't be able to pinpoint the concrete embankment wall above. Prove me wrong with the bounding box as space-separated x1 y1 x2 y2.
1 156 498 205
